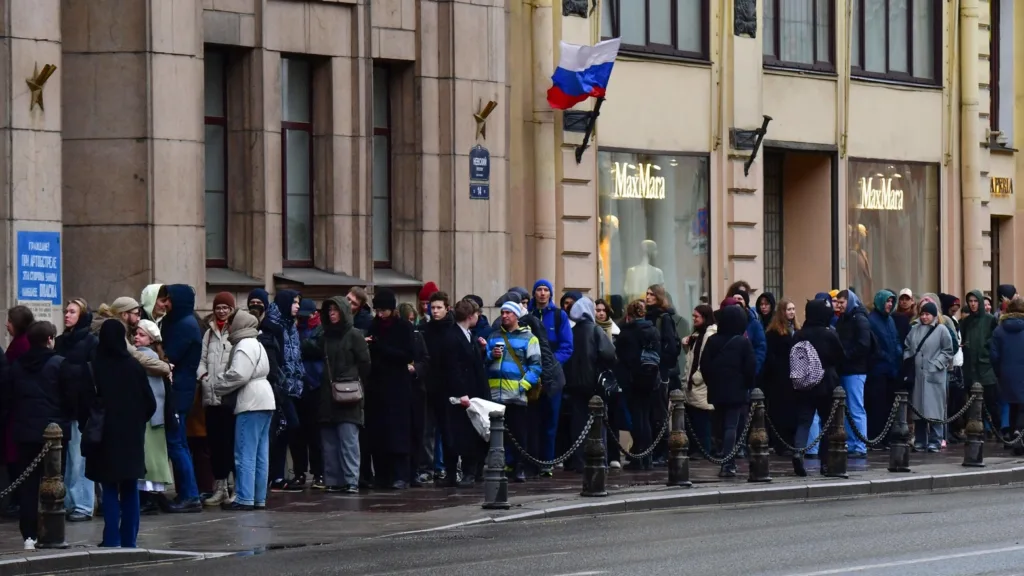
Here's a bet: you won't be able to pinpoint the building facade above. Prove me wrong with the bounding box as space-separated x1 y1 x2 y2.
0 0 1021 324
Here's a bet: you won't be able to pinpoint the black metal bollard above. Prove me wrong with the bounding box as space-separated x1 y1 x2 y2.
581 396 608 497
747 388 772 483
825 387 848 479
888 390 912 473
667 390 691 487
481 411 510 510
37 423 67 549
962 383 985 467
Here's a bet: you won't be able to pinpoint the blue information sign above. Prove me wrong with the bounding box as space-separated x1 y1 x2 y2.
469 145 490 200
17 231 61 305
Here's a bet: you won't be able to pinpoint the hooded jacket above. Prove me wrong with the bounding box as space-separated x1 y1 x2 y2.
991 309 1024 404
5 346 74 444
836 290 873 375
756 292 776 330
270 289 305 397
867 290 902 378
298 310 325 393
198 314 233 407
486 319 542 406
700 305 756 406
613 317 660 394
140 283 163 323
744 306 768 375
961 289 997 387
492 292 564 396
563 298 616 396
997 284 1018 312
161 284 204 413
309 297 371 426
793 299 846 397
528 279 574 365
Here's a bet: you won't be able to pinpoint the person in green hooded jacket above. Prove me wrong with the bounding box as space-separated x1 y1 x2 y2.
960 289 998 432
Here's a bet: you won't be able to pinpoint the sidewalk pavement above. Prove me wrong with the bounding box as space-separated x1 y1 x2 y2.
0 445 1021 574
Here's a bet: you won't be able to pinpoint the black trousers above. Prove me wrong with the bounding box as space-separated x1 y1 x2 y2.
865 373 896 441
504 404 528 469
627 389 654 467
983 385 1004 432
18 441 66 541
409 384 427 477
205 405 236 480
564 393 591 471
288 389 324 478
650 384 669 460
795 392 836 464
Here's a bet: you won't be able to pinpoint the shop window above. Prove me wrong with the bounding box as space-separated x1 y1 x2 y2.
204 50 228 267
847 160 939 298
763 153 784 298
372 67 392 266
990 0 1014 144
601 0 708 60
597 151 710 315
281 57 313 266
763 0 834 71
850 0 940 85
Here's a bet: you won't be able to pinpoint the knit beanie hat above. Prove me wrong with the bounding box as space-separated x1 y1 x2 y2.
297 298 317 317
920 302 938 317
500 301 524 318
418 282 439 302
213 291 236 309
111 296 141 315
136 319 162 343
372 288 398 311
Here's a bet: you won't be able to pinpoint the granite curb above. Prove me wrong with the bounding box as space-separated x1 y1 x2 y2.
390 465 1024 536
0 548 230 576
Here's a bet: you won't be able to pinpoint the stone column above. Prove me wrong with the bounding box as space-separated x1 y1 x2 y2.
1 0 64 326
62 0 204 305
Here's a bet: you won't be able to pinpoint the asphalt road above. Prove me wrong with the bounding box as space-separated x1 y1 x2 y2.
104 486 1024 576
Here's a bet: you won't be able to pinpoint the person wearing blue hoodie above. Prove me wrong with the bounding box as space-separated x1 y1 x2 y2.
866 290 902 447
528 279 573 476
835 289 872 456
728 289 767 375
268 290 307 492
155 284 203 512
294 299 325 489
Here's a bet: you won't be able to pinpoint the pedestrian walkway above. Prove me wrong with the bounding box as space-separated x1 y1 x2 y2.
0 446 1019 556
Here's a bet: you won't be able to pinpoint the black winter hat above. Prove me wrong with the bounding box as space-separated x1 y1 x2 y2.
372 288 397 311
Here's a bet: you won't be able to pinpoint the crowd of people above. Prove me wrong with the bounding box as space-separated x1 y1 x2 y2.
2 278 1024 551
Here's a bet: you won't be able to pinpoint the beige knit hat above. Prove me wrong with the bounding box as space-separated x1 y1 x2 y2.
110 296 141 315
136 319 162 343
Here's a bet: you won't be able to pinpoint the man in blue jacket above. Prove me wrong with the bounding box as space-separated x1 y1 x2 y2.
728 288 767 375
155 284 204 512
528 279 573 476
835 289 873 456
866 290 902 447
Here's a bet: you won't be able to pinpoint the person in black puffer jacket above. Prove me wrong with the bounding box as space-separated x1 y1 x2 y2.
700 305 755 478
791 298 846 476
614 300 660 471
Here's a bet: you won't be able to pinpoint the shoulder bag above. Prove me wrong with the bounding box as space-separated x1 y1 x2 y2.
81 362 105 458
326 340 363 404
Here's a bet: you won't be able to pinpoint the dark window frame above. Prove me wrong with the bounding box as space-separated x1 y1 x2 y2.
851 0 942 86
281 57 315 269
762 151 784 298
601 0 710 61
205 50 229 268
763 0 836 73
989 0 1000 131
373 66 393 269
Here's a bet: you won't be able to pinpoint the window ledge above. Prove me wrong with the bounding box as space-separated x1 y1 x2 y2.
274 268 368 287
372 268 424 289
988 143 1018 154
205 267 264 287
850 75 942 92
617 49 711 68
763 65 837 79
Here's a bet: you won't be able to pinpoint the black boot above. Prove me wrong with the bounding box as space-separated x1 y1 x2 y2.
792 456 807 477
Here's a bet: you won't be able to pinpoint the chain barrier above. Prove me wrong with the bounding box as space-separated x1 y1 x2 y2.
843 398 900 448
0 443 49 500
907 395 976 426
504 414 594 468
685 404 756 465
983 406 1024 447
762 400 841 457
604 413 669 461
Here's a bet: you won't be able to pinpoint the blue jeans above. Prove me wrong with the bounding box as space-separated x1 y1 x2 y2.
806 414 820 456
100 480 140 548
165 411 199 500
539 390 563 465
842 374 868 454
914 420 942 447
65 426 95 516
235 411 272 507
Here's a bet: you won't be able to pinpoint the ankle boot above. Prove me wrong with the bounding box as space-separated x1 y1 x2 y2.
203 479 229 506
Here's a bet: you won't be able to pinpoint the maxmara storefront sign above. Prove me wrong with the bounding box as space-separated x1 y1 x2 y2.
611 162 666 200
857 176 903 211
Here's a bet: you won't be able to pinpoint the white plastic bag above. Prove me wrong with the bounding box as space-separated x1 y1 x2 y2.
465 398 505 442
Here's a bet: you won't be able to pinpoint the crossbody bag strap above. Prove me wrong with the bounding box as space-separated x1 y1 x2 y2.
912 324 940 357
501 332 526 378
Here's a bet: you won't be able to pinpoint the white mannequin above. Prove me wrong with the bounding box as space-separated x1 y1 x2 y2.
624 239 664 303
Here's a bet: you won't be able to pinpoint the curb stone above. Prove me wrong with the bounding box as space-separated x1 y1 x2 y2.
388 465 1024 536
0 548 228 576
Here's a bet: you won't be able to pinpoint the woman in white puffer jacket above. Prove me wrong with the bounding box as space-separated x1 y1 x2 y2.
215 310 275 511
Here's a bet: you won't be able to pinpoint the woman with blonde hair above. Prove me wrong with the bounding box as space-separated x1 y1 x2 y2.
764 299 800 454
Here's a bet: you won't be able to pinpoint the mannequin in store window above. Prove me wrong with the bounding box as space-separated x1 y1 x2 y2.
599 215 619 298
624 240 665 304
849 224 872 298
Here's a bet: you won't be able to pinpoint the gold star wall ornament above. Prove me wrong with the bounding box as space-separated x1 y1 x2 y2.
27 63 57 112
473 99 497 140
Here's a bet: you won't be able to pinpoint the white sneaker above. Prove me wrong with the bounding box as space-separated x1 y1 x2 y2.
609 460 622 469
24 538 36 550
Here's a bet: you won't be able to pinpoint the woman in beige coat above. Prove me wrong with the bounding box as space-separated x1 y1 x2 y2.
198 292 235 505
683 305 715 455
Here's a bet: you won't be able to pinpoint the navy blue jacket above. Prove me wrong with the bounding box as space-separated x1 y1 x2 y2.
161 284 203 414
867 290 902 378
744 307 767 375
991 312 1024 404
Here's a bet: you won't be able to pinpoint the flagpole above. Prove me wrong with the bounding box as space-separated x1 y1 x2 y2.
574 96 605 164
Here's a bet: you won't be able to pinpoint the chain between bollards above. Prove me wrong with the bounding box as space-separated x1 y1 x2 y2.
825 387 848 479
888 390 912 473
667 390 691 487
38 423 67 549
482 411 510 510
581 396 608 497
747 388 772 483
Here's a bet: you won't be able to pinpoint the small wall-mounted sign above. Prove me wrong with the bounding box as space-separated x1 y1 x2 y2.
991 177 1014 197
469 145 490 200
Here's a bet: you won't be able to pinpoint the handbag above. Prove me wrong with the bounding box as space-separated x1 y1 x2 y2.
81 362 105 458
326 346 363 405
901 324 940 390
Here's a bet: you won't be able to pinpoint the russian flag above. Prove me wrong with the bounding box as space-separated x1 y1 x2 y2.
547 38 621 110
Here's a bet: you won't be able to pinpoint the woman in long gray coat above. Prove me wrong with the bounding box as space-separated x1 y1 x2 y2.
904 302 954 452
